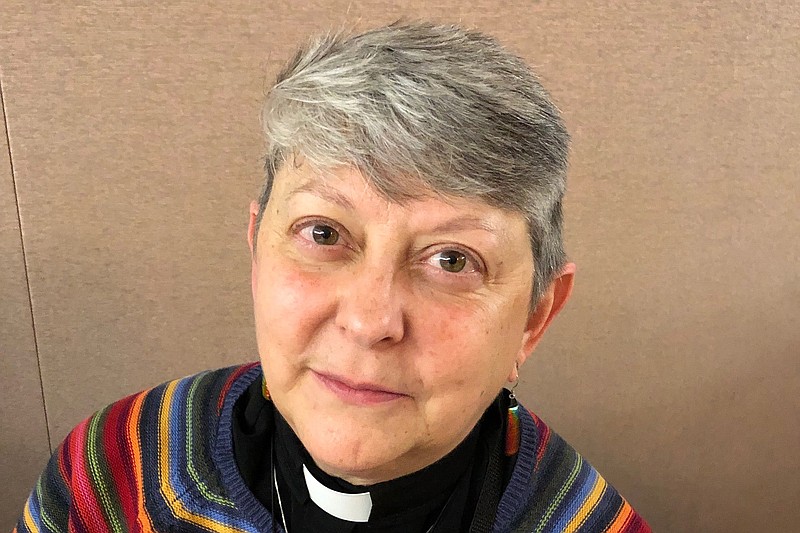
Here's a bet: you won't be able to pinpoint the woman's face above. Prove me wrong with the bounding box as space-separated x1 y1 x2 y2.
249 162 551 485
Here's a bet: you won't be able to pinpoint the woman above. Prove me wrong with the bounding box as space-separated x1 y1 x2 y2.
16 22 650 533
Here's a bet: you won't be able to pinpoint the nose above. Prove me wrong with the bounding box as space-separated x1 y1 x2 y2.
334 266 405 348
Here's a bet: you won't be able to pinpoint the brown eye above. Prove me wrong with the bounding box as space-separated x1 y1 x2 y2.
437 250 467 273
311 224 339 245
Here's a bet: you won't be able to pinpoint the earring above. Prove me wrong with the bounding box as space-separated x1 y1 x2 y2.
262 376 271 401
505 363 520 456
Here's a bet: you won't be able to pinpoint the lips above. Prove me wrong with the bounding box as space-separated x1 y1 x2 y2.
312 370 407 405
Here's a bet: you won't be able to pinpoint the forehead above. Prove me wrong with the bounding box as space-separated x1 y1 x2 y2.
273 158 427 205
273 161 526 224
271 162 530 242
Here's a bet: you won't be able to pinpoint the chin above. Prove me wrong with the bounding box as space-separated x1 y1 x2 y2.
296 416 413 484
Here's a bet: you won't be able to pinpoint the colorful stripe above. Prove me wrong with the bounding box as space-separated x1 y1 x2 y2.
127 389 156 532
505 400 521 456
217 361 258 414
563 468 607 530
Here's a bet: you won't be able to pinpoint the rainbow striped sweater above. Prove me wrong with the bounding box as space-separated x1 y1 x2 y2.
15 363 651 533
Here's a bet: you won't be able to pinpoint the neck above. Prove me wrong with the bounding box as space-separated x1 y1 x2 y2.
273 408 482 521
311 453 464 487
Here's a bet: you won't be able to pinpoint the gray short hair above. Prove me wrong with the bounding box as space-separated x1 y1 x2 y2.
257 21 570 306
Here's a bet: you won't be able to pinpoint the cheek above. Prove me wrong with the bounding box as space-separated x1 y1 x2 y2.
411 299 525 392
411 304 496 382
253 256 330 350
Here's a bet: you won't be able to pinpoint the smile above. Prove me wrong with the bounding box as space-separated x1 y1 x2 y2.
312 371 408 406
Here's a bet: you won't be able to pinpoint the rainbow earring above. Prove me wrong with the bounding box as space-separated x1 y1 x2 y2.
504 363 521 456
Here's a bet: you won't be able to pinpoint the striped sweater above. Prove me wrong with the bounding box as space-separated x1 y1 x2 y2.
15 363 651 533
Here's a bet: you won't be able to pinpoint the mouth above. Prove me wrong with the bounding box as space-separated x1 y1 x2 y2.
312 370 408 405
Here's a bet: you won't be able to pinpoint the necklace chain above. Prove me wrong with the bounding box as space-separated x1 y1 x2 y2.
273 466 289 533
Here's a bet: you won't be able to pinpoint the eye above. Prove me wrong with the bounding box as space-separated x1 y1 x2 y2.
307 224 340 245
436 250 467 273
428 248 483 275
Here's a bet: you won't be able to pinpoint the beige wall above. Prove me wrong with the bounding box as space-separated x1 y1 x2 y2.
0 81 52 526
1 2 798 531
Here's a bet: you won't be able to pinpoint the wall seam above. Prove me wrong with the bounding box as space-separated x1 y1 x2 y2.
0 72 53 454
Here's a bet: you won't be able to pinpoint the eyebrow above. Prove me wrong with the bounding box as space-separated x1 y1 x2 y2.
429 217 503 238
287 180 503 238
287 181 356 211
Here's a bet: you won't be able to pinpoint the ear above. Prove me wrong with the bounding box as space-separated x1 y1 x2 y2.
248 200 260 297
248 200 259 256
510 262 576 380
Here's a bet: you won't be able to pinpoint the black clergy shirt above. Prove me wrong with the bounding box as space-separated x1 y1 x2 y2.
232 377 511 533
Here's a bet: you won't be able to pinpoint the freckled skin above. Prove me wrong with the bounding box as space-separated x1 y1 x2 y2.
247 162 575 485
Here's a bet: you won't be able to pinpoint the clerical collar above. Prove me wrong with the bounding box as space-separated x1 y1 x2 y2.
302 464 372 522
273 407 481 528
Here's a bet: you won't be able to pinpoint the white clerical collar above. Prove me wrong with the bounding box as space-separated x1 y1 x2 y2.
302 464 373 522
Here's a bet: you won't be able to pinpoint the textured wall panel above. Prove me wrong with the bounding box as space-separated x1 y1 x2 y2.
0 87 51 528
0 2 267 445
523 4 800 531
1 1 799 531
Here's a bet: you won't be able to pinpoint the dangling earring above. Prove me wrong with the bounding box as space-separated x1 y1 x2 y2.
505 362 520 456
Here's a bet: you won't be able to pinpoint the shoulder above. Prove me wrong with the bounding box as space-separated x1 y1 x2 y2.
15 362 262 533
497 406 651 533
132 361 262 436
